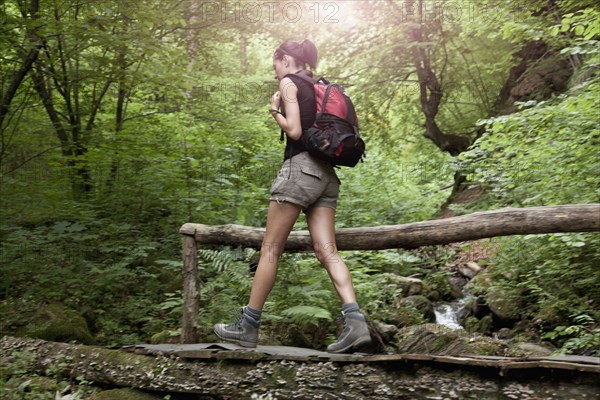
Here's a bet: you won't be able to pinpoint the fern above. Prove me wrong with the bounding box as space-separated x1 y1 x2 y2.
195 247 254 328
198 248 240 273
281 305 332 324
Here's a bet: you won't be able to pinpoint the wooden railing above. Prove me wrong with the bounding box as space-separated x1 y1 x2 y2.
179 204 600 343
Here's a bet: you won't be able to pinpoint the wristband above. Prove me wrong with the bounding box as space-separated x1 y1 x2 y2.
269 109 281 115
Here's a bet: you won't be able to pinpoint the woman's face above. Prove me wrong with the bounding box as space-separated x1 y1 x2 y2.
273 55 289 81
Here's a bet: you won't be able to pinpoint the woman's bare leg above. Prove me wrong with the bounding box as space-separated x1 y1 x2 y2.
306 206 356 304
248 201 302 310
306 206 370 353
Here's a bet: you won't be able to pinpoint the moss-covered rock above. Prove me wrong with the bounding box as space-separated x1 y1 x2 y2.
465 268 494 296
399 295 435 323
533 304 569 330
24 303 94 344
507 342 554 357
374 321 399 343
375 303 426 328
92 388 164 400
423 273 462 301
395 324 464 354
465 315 493 335
461 295 489 320
394 323 510 356
487 287 523 324
379 273 423 297
511 320 540 342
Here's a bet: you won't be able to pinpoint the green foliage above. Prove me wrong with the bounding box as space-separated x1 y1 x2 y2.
280 305 332 324
423 272 460 302
542 314 600 356
336 142 454 227
460 76 600 207
0 351 91 399
0 219 184 346
263 254 339 326
196 248 254 333
468 233 600 355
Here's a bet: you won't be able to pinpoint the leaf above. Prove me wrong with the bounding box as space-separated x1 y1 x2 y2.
51 221 71 234
281 305 332 322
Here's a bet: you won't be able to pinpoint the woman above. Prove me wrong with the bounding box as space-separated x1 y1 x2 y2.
214 39 371 354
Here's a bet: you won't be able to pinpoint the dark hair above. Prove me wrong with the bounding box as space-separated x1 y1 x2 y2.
274 39 318 69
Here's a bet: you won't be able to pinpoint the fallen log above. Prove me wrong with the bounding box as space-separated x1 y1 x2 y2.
180 204 600 250
1 336 598 400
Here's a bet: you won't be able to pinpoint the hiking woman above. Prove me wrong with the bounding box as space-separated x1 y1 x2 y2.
214 39 371 354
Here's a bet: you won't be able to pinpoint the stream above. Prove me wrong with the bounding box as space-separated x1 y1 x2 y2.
434 295 474 329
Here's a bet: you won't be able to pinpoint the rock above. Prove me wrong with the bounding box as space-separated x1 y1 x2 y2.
462 296 489 320
496 327 514 339
448 275 468 292
424 274 463 301
379 304 427 327
465 315 493 335
427 290 441 302
459 262 482 279
533 304 565 330
394 323 508 356
487 288 522 324
394 324 465 354
511 320 539 342
374 321 399 343
465 268 494 295
399 296 435 323
510 342 554 357
380 273 423 296
24 303 94 344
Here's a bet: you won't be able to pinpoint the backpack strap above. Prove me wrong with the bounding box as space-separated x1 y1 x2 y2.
319 85 335 119
279 102 286 142
290 72 335 121
291 71 317 86
279 72 316 142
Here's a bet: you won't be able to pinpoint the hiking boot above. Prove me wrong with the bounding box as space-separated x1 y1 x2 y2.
327 314 371 353
213 308 259 348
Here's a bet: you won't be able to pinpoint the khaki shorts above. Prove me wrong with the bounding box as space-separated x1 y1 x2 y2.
270 152 340 211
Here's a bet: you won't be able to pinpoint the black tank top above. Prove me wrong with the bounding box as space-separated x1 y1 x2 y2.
282 72 316 160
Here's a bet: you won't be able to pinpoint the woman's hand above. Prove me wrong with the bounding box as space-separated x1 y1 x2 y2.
271 91 281 110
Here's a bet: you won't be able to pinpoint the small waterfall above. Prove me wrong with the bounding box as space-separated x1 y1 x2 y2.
434 296 474 330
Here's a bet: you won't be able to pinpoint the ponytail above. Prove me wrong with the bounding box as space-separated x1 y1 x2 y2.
300 39 318 69
274 39 318 70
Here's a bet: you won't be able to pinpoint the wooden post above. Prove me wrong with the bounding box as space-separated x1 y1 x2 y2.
182 233 198 344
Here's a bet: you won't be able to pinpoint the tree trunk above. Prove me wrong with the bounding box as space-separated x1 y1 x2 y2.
1 336 598 400
408 0 471 156
180 204 600 251
0 0 41 138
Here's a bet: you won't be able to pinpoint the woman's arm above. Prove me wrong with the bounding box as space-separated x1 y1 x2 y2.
271 77 302 141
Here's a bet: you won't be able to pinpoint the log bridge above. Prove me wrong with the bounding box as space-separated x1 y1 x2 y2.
166 204 600 398
0 336 598 399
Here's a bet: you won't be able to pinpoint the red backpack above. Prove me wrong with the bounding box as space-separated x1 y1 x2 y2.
292 72 365 167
